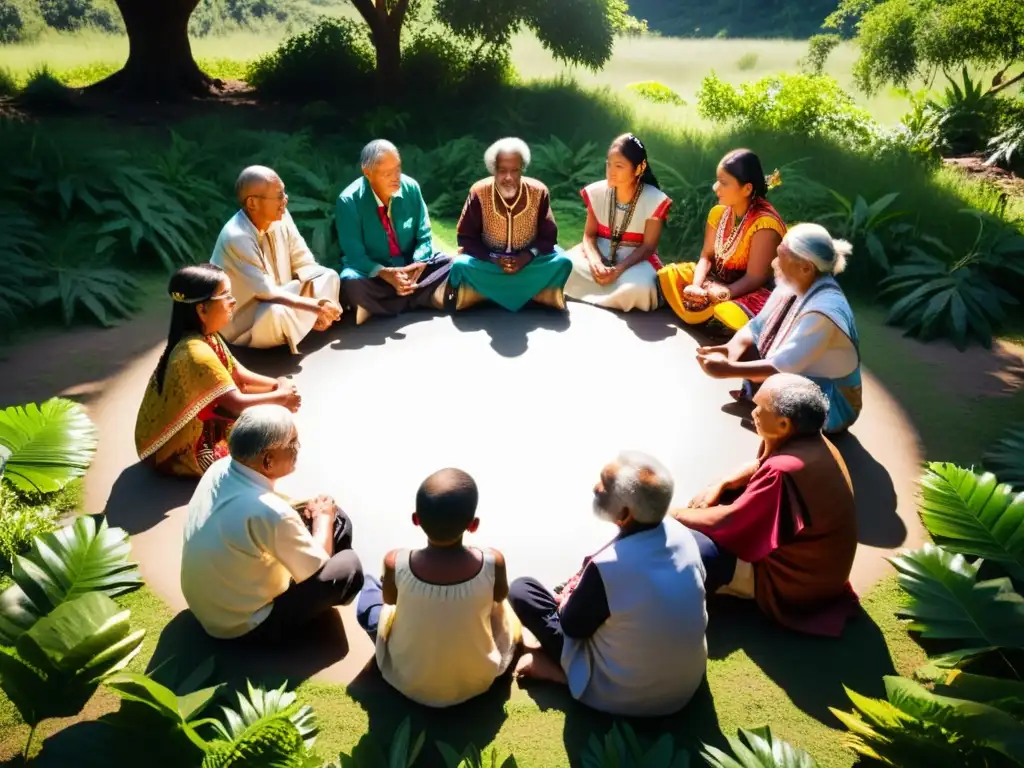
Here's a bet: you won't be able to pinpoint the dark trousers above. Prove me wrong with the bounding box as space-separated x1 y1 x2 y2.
355 574 384 642
689 527 737 594
508 577 565 662
241 510 364 645
340 253 453 316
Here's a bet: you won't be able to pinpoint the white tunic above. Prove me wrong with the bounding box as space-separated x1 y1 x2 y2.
211 210 341 354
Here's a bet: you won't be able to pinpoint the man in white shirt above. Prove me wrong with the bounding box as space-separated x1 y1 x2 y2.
181 405 363 643
211 165 343 354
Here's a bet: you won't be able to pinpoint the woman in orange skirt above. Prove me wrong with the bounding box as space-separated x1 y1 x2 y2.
658 149 785 331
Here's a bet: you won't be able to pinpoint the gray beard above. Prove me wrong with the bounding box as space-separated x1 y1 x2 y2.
592 499 619 523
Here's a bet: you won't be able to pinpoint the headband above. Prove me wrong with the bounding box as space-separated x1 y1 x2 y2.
627 134 646 153
170 291 207 304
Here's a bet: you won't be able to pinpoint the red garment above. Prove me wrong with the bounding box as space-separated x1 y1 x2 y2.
377 205 402 258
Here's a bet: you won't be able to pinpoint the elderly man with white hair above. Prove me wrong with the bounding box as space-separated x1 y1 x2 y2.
509 451 708 717
672 373 860 637
336 139 453 324
448 137 572 311
211 165 342 354
696 222 863 434
181 405 363 644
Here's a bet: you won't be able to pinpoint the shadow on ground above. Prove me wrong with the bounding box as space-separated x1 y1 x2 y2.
705 596 894 725
451 305 571 357
102 463 195 535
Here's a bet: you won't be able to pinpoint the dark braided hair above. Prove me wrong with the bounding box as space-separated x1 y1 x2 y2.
720 148 769 200
609 133 661 189
153 264 226 394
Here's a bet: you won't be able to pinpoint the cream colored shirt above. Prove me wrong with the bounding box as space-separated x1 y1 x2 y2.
180 457 329 639
210 210 327 338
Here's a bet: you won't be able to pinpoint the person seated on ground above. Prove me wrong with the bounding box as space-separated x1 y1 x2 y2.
448 137 572 311
211 165 342 355
671 373 859 637
336 139 454 325
135 264 302 478
658 149 785 331
181 405 363 643
355 468 519 707
509 451 707 717
563 133 672 312
695 223 862 434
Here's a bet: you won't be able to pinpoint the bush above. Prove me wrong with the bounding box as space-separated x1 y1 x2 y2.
0 67 17 97
247 16 375 103
400 30 513 103
696 72 876 149
626 80 686 106
0 486 59 566
799 33 840 75
0 0 45 43
38 0 122 33
736 52 758 71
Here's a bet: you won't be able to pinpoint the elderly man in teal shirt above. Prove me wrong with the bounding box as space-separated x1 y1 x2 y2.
336 140 453 325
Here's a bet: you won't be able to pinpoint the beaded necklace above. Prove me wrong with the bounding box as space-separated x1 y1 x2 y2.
713 203 753 272
604 181 644 267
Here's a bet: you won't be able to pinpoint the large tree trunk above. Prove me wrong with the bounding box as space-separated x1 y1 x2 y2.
90 0 220 100
351 0 410 98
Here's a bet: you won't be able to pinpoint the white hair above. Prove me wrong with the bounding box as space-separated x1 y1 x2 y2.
783 222 852 275
484 137 530 175
606 451 674 525
235 165 279 206
360 139 399 170
762 374 828 435
228 405 295 463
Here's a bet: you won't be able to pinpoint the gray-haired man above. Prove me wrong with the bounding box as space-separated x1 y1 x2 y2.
335 139 453 324
509 451 708 717
212 165 342 354
181 405 363 644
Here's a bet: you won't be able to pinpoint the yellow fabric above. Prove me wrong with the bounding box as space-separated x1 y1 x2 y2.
657 262 714 325
706 204 786 273
713 300 753 331
134 335 237 477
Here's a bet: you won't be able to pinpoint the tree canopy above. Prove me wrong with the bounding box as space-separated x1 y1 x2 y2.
827 0 1024 94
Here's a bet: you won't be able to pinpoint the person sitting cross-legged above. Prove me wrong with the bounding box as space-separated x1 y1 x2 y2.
336 139 454 325
447 137 572 311
211 165 342 355
355 468 520 707
181 405 363 644
509 451 708 717
671 373 860 637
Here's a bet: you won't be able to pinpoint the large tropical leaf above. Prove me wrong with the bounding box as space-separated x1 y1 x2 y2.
888 544 1024 667
918 666 1024 717
582 722 690 768
985 425 1024 492
701 726 815 768
202 712 311 768
0 515 142 644
207 680 318 752
0 398 99 494
436 742 516 768
0 592 144 728
916 463 1024 581
832 686 997 766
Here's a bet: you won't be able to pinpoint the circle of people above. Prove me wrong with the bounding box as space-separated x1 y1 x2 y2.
133 133 864 717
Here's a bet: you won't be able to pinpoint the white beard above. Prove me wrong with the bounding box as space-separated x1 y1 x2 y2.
592 498 620 523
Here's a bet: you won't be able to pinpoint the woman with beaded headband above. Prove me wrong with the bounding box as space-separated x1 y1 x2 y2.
658 149 786 331
134 264 303 478
563 133 672 312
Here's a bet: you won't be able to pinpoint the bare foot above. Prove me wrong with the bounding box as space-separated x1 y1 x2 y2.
515 652 567 684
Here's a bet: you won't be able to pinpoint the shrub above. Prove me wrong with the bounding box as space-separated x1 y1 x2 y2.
247 17 376 103
400 30 513 103
799 33 840 75
0 486 59 566
38 0 122 33
736 52 758 71
626 80 686 106
0 0 45 43
17 66 75 110
0 67 16 98
927 67 1000 156
696 72 876 149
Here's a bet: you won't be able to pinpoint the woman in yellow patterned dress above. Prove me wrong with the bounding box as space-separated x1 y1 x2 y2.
658 149 785 331
135 264 303 478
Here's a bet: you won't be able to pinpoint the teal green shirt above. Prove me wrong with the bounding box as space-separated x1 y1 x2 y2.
335 174 434 278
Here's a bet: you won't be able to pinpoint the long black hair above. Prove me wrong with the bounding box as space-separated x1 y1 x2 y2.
610 133 660 189
153 263 226 394
720 148 768 200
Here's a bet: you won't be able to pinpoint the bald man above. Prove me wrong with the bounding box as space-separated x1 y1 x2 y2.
211 166 342 354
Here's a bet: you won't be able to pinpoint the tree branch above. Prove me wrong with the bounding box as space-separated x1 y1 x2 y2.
987 68 1024 96
349 0 378 30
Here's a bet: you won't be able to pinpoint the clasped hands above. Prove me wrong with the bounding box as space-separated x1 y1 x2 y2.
380 262 427 296
298 494 337 525
275 376 302 412
495 250 533 275
588 259 621 286
683 281 731 304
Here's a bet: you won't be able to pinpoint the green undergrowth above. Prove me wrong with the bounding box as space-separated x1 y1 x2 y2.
0 577 923 767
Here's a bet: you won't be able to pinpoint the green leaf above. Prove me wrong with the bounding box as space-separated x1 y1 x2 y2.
207 680 318 752
984 425 1024 492
0 515 142 644
0 398 98 494
916 463 1024 581
0 593 144 728
949 292 968 350
884 676 1024 761
866 192 900 222
865 232 890 271
888 543 1024 664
